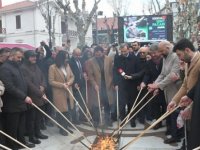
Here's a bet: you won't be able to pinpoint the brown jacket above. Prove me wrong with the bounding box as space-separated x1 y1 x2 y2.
173 52 200 104
87 56 114 107
49 64 74 112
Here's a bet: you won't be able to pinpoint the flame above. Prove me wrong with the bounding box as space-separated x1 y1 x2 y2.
91 136 117 150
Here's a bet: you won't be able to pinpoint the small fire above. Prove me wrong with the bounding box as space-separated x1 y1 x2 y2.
91 136 118 150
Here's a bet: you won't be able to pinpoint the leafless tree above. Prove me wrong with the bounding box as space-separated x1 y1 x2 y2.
37 0 60 47
55 0 101 48
173 0 199 41
147 0 199 41
103 14 117 44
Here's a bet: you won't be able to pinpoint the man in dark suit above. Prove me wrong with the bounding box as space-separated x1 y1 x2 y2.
69 48 86 124
113 43 139 127
140 43 166 129
0 48 34 150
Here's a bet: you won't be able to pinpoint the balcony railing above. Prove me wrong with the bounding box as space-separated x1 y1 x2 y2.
0 28 6 34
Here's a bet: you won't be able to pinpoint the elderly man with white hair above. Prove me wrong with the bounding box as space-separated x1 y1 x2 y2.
148 41 182 144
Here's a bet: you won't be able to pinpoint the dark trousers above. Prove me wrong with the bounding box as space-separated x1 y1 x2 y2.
26 108 41 138
137 89 153 122
167 109 183 138
151 91 166 120
45 86 54 122
119 86 137 124
56 112 70 132
0 112 5 144
72 87 86 122
4 111 26 149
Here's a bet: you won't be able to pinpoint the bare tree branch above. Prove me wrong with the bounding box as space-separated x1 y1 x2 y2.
82 0 86 12
84 0 101 34
73 0 81 13
152 0 157 14
155 0 161 12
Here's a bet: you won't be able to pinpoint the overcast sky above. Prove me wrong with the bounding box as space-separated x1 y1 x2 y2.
2 0 166 17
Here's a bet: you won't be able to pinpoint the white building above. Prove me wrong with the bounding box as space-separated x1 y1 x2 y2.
0 0 93 50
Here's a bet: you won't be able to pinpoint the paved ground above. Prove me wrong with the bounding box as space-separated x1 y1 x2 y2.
21 120 182 150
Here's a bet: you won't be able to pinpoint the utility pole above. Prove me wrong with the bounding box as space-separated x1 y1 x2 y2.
47 0 52 49
95 0 98 44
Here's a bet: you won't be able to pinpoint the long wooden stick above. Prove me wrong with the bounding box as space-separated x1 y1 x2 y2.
66 88 95 128
43 96 91 144
85 79 88 104
120 106 180 150
112 94 156 137
0 130 32 150
0 144 12 150
31 103 90 149
193 146 200 150
97 90 103 125
110 90 148 136
116 88 120 134
120 91 149 127
125 88 143 123
77 88 93 121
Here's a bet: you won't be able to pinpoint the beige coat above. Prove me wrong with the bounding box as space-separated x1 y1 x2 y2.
49 64 74 112
155 51 181 103
87 56 114 107
0 80 5 112
173 52 200 104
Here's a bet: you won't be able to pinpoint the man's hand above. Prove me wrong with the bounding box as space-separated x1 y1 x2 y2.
153 89 159 95
140 82 146 89
42 94 48 101
148 83 158 89
74 83 79 89
124 75 132 80
63 83 69 89
115 85 118 91
83 72 88 81
170 72 180 82
179 96 192 107
40 86 45 92
181 107 192 120
25 96 32 104
95 84 99 91
167 101 177 111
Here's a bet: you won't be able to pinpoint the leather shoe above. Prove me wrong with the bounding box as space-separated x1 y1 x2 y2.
29 137 41 144
131 122 136 127
36 133 48 139
18 141 35 149
153 123 162 130
59 129 68 136
164 137 180 144
66 127 74 134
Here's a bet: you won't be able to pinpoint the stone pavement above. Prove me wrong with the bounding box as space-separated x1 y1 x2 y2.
21 121 182 150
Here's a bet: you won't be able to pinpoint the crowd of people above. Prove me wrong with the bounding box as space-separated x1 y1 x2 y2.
0 39 199 150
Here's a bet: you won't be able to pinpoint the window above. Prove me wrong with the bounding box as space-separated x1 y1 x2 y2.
16 15 21 29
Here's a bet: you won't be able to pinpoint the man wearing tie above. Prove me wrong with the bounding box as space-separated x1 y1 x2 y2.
69 48 86 124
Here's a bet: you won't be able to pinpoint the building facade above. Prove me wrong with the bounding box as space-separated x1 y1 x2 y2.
0 0 92 50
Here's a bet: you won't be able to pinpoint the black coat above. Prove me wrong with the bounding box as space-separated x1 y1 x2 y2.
187 75 200 150
21 62 46 107
0 61 27 113
142 59 163 85
113 53 139 89
69 57 85 88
